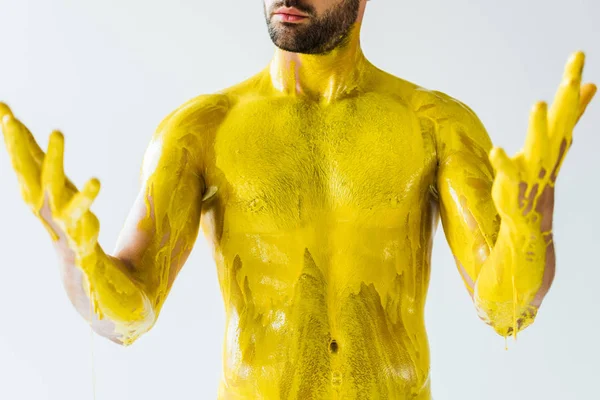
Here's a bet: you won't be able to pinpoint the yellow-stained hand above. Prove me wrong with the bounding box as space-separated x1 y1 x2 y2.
0 103 101 258
488 51 596 231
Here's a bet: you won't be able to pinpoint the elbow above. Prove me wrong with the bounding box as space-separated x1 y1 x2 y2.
472 263 554 337
112 311 157 347
108 333 140 347
472 261 551 337
474 297 540 337
90 294 157 347
94 317 155 347
105 333 127 347
90 316 153 347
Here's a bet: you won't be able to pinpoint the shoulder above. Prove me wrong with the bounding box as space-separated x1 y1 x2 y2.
156 69 269 135
368 69 493 156
408 86 492 155
365 69 483 127
409 86 480 126
141 93 230 179
153 93 231 152
144 70 268 171
156 93 231 136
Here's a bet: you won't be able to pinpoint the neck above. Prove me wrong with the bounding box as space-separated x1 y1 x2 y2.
268 25 371 103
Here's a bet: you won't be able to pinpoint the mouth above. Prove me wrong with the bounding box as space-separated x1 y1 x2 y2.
273 6 310 23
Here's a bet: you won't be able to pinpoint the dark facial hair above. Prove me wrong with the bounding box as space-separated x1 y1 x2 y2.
264 0 361 55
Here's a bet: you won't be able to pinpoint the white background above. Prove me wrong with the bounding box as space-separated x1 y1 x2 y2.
0 1 598 399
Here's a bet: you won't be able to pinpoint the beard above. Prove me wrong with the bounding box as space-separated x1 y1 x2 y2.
264 0 361 55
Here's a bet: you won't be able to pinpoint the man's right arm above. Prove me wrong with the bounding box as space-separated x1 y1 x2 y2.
0 94 229 346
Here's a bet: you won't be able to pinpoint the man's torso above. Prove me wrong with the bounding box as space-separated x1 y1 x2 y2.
185 69 443 399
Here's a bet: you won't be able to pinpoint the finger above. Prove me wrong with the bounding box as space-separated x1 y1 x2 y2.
64 210 101 260
548 51 584 143
1 114 37 170
549 137 570 187
0 103 45 164
548 84 595 184
61 178 101 225
489 147 520 183
576 83 597 123
0 106 78 194
0 102 12 121
523 101 551 177
41 130 66 211
78 211 100 256
24 124 45 165
1 114 42 200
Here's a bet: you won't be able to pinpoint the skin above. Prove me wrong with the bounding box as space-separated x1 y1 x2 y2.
0 0 597 398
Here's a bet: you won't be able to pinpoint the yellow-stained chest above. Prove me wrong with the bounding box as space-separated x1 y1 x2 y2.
207 92 437 234
200 92 438 398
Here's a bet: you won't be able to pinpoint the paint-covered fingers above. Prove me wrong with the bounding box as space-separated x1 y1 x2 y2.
59 177 101 229
548 52 584 151
523 101 552 181
545 51 592 185
0 108 43 206
57 178 101 256
0 102 10 118
576 83 597 123
56 206 100 259
71 211 100 258
40 130 67 213
0 103 45 164
490 147 520 182
0 104 93 249
489 146 522 220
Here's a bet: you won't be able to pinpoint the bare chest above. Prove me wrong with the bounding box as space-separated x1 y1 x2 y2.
204 94 437 233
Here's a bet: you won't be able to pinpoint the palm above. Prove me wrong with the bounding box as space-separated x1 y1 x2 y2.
489 51 596 230
0 104 101 256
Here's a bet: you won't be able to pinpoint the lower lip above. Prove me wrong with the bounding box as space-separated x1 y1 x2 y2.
274 13 308 23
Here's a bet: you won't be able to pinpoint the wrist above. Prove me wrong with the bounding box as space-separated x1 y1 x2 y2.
475 221 548 307
499 216 549 254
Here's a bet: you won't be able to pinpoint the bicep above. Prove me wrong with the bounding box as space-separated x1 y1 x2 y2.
112 127 205 315
432 97 500 293
437 148 499 293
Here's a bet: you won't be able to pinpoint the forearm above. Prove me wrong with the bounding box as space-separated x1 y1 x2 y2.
54 236 118 343
473 220 554 337
54 235 155 345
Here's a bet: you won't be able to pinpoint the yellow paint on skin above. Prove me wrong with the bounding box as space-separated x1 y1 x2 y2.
0 30 595 398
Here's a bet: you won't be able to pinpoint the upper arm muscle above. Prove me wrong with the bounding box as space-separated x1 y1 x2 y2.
414 89 500 293
112 94 229 317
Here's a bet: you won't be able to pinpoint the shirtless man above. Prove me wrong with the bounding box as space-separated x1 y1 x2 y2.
0 0 596 399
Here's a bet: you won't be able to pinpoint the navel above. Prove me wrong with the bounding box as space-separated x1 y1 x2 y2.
329 339 339 354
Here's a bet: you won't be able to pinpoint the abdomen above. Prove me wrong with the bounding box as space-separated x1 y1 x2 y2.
216 223 435 399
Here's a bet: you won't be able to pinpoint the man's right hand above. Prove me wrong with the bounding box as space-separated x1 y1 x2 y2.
0 103 101 259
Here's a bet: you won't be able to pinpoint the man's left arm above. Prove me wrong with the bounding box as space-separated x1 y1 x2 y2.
417 52 596 338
